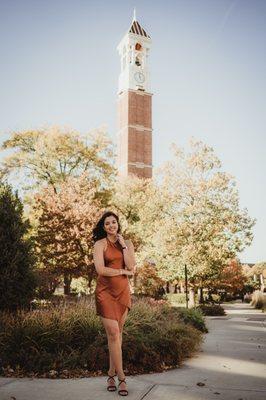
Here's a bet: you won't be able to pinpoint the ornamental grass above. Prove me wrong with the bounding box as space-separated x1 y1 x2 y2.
0 296 206 378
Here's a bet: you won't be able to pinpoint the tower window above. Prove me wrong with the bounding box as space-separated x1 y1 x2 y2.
135 56 141 66
135 43 142 51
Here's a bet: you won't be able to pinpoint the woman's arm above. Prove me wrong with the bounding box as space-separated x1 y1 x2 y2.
93 241 133 277
123 239 136 272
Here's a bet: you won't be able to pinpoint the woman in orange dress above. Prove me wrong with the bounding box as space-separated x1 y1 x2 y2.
92 211 136 396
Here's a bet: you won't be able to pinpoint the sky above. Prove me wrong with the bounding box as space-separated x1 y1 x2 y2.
0 0 265 263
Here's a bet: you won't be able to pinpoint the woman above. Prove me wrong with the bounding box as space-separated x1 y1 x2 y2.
92 211 136 396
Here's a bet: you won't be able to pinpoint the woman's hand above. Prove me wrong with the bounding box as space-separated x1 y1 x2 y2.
116 233 127 248
122 269 134 277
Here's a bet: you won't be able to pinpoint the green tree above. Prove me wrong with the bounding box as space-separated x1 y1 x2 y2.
0 183 37 311
0 125 116 199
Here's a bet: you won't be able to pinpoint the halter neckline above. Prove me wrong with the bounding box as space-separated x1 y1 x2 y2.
106 236 119 244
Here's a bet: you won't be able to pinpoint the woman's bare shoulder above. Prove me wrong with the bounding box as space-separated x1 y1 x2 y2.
94 238 106 247
94 238 108 251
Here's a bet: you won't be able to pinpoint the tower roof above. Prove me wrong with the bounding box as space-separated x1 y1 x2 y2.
128 20 150 38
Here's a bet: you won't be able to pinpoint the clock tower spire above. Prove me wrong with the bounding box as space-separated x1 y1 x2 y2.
116 15 153 178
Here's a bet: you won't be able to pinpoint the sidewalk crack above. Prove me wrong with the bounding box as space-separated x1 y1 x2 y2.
139 384 157 399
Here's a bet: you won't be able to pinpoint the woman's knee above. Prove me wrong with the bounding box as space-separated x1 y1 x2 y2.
107 326 120 341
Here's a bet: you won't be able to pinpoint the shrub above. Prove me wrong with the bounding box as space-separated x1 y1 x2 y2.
0 296 206 377
175 307 208 333
197 304 226 316
251 290 266 310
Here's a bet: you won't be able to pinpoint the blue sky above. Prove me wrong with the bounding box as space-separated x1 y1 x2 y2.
0 0 265 263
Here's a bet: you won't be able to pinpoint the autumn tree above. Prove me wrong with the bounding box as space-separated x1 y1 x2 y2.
134 260 165 298
153 139 255 305
33 174 102 295
205 259 247 299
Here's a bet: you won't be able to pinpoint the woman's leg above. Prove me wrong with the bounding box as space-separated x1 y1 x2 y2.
101 315 125 379
108 307 129 374
117 308 129 394
119 307 129 346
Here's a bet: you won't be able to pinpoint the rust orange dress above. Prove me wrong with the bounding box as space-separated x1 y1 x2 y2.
95 237 132 322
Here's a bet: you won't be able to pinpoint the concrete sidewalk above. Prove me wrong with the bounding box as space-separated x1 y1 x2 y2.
0 302 265 400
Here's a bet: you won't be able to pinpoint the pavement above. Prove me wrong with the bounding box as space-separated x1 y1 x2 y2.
0 301 265 400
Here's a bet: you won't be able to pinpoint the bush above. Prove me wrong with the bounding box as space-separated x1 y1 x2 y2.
175 307 208 332
0 296 206 377
251 290 266 310
197 304 226 316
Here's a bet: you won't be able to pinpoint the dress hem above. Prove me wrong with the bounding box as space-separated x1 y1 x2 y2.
96 305 131 322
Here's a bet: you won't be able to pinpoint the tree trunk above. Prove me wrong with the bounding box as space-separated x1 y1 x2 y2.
63 273 72 295
198 287 204 304
260 274 264 292
180 281 185 293
174 283 178 293
208 289 214 302
166 281 170 293
188 288 195 308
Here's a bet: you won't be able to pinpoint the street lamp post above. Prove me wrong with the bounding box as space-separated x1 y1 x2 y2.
185 264 188 309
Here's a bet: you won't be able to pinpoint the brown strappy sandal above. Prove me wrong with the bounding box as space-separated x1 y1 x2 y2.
107 373 117 391
118 377 128 396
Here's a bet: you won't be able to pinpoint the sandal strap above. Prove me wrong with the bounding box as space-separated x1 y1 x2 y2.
118 378 126 385
107 374 116 381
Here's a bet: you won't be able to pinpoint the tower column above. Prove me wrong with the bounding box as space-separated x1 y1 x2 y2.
117 16 153 179
117 89 152 178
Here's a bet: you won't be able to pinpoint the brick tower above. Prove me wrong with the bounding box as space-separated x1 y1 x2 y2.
116 13 152 178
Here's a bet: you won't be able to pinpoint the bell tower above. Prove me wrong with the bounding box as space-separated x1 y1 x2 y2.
116 12 153 178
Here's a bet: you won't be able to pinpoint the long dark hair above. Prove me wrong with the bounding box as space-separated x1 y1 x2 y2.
92 211 121 243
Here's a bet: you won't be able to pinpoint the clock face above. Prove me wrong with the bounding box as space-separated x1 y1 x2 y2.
134 72 145 84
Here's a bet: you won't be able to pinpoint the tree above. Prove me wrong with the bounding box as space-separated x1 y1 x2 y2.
110 175 172 288
251 262 266 275
134 260 165 298
33 174 102 295
154 139 255 305
0 125 116 198
0 183 37 311
205 259 247 298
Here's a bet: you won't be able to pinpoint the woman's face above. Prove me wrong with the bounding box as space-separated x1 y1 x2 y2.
104 215 119 235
